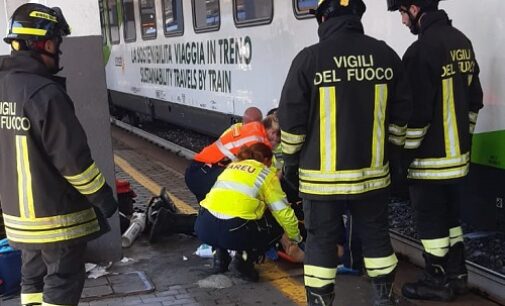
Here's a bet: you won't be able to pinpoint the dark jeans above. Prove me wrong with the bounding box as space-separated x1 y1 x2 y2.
303 195 393 269
410 182 463 240
21 243 87 305
185 161 225 203
195 208 283 256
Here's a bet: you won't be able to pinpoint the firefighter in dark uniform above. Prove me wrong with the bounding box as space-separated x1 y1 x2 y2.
0 4 118 306
278 0 412 305
387 0 484 302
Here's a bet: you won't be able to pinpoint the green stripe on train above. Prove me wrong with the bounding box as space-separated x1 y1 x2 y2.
472 130 505 170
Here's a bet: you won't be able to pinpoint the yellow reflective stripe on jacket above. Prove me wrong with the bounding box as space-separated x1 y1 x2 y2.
281 130 306 155
469 123 476 134
388 124 407 136
213 181 258 198
421 237 450 257
73 173 106 195
364 254 398 277
319 87 337 172
300 176 390 195
408 163 469 180
12 27 48 36
216 139 237 161
268 199 289 212
300 163 389 182
29 11 58 22
3 208 97 230
388 124 407 146
469 112 478 124
371 84 387 168
21 292 43 304
201 160 272 220
389 135 406 146
64 162 106 195
469 112 477 134
16 136 35 219
5 219 100 244
442 78 461 157
254 168 270 190
65 162 100 184
450 226 464 246
405 125 430 149
304 265 337 288
410 152 469 169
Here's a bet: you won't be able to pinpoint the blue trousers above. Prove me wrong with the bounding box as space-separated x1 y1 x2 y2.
195 208 283 256
184 161 225 203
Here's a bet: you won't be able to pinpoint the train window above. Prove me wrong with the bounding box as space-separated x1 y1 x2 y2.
162 0 184 36
294 0 317 18
233 0 273 27
122 0 137 42
192 0 220 33
107 0 120 44
140 0 157 39
99 0 107 45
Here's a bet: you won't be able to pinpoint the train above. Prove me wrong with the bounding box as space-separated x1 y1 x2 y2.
101 0 505 232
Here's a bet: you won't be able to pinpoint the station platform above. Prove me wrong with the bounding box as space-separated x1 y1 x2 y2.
1 127 500 306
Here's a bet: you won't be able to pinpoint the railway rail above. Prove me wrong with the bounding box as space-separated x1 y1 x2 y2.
111 118 505 305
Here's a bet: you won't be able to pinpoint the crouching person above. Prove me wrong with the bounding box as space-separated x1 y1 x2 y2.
195 143 302 281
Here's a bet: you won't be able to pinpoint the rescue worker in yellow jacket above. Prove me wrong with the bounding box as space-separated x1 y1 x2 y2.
387 0 484 301
279 0 413 305
0 4 117 306
195 143 302 281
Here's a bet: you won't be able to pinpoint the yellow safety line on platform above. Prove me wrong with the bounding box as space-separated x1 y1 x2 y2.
114 154 196 214
259 261 306 305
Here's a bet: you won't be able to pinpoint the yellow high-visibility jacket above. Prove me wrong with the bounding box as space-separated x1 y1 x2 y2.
201 159 301 241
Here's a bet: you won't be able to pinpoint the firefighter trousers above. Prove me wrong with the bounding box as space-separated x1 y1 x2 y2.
20 243 86 306
409 181 465 257
303 195 397 289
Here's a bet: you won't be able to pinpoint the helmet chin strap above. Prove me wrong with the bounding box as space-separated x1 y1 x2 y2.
36 47 63 74
407 8 424 35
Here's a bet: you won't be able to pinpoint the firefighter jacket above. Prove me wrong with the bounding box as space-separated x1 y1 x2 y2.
278 15 412 200
402 10 484 182
194 121 272 164
0 52 116 250
200 159 301 242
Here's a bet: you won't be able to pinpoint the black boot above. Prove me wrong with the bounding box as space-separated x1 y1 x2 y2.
234 251 259 282
306 284 335 306
402 253 455 301
446 242 468 295
149 207 197 243
212 248 231 274
371 271 397 306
